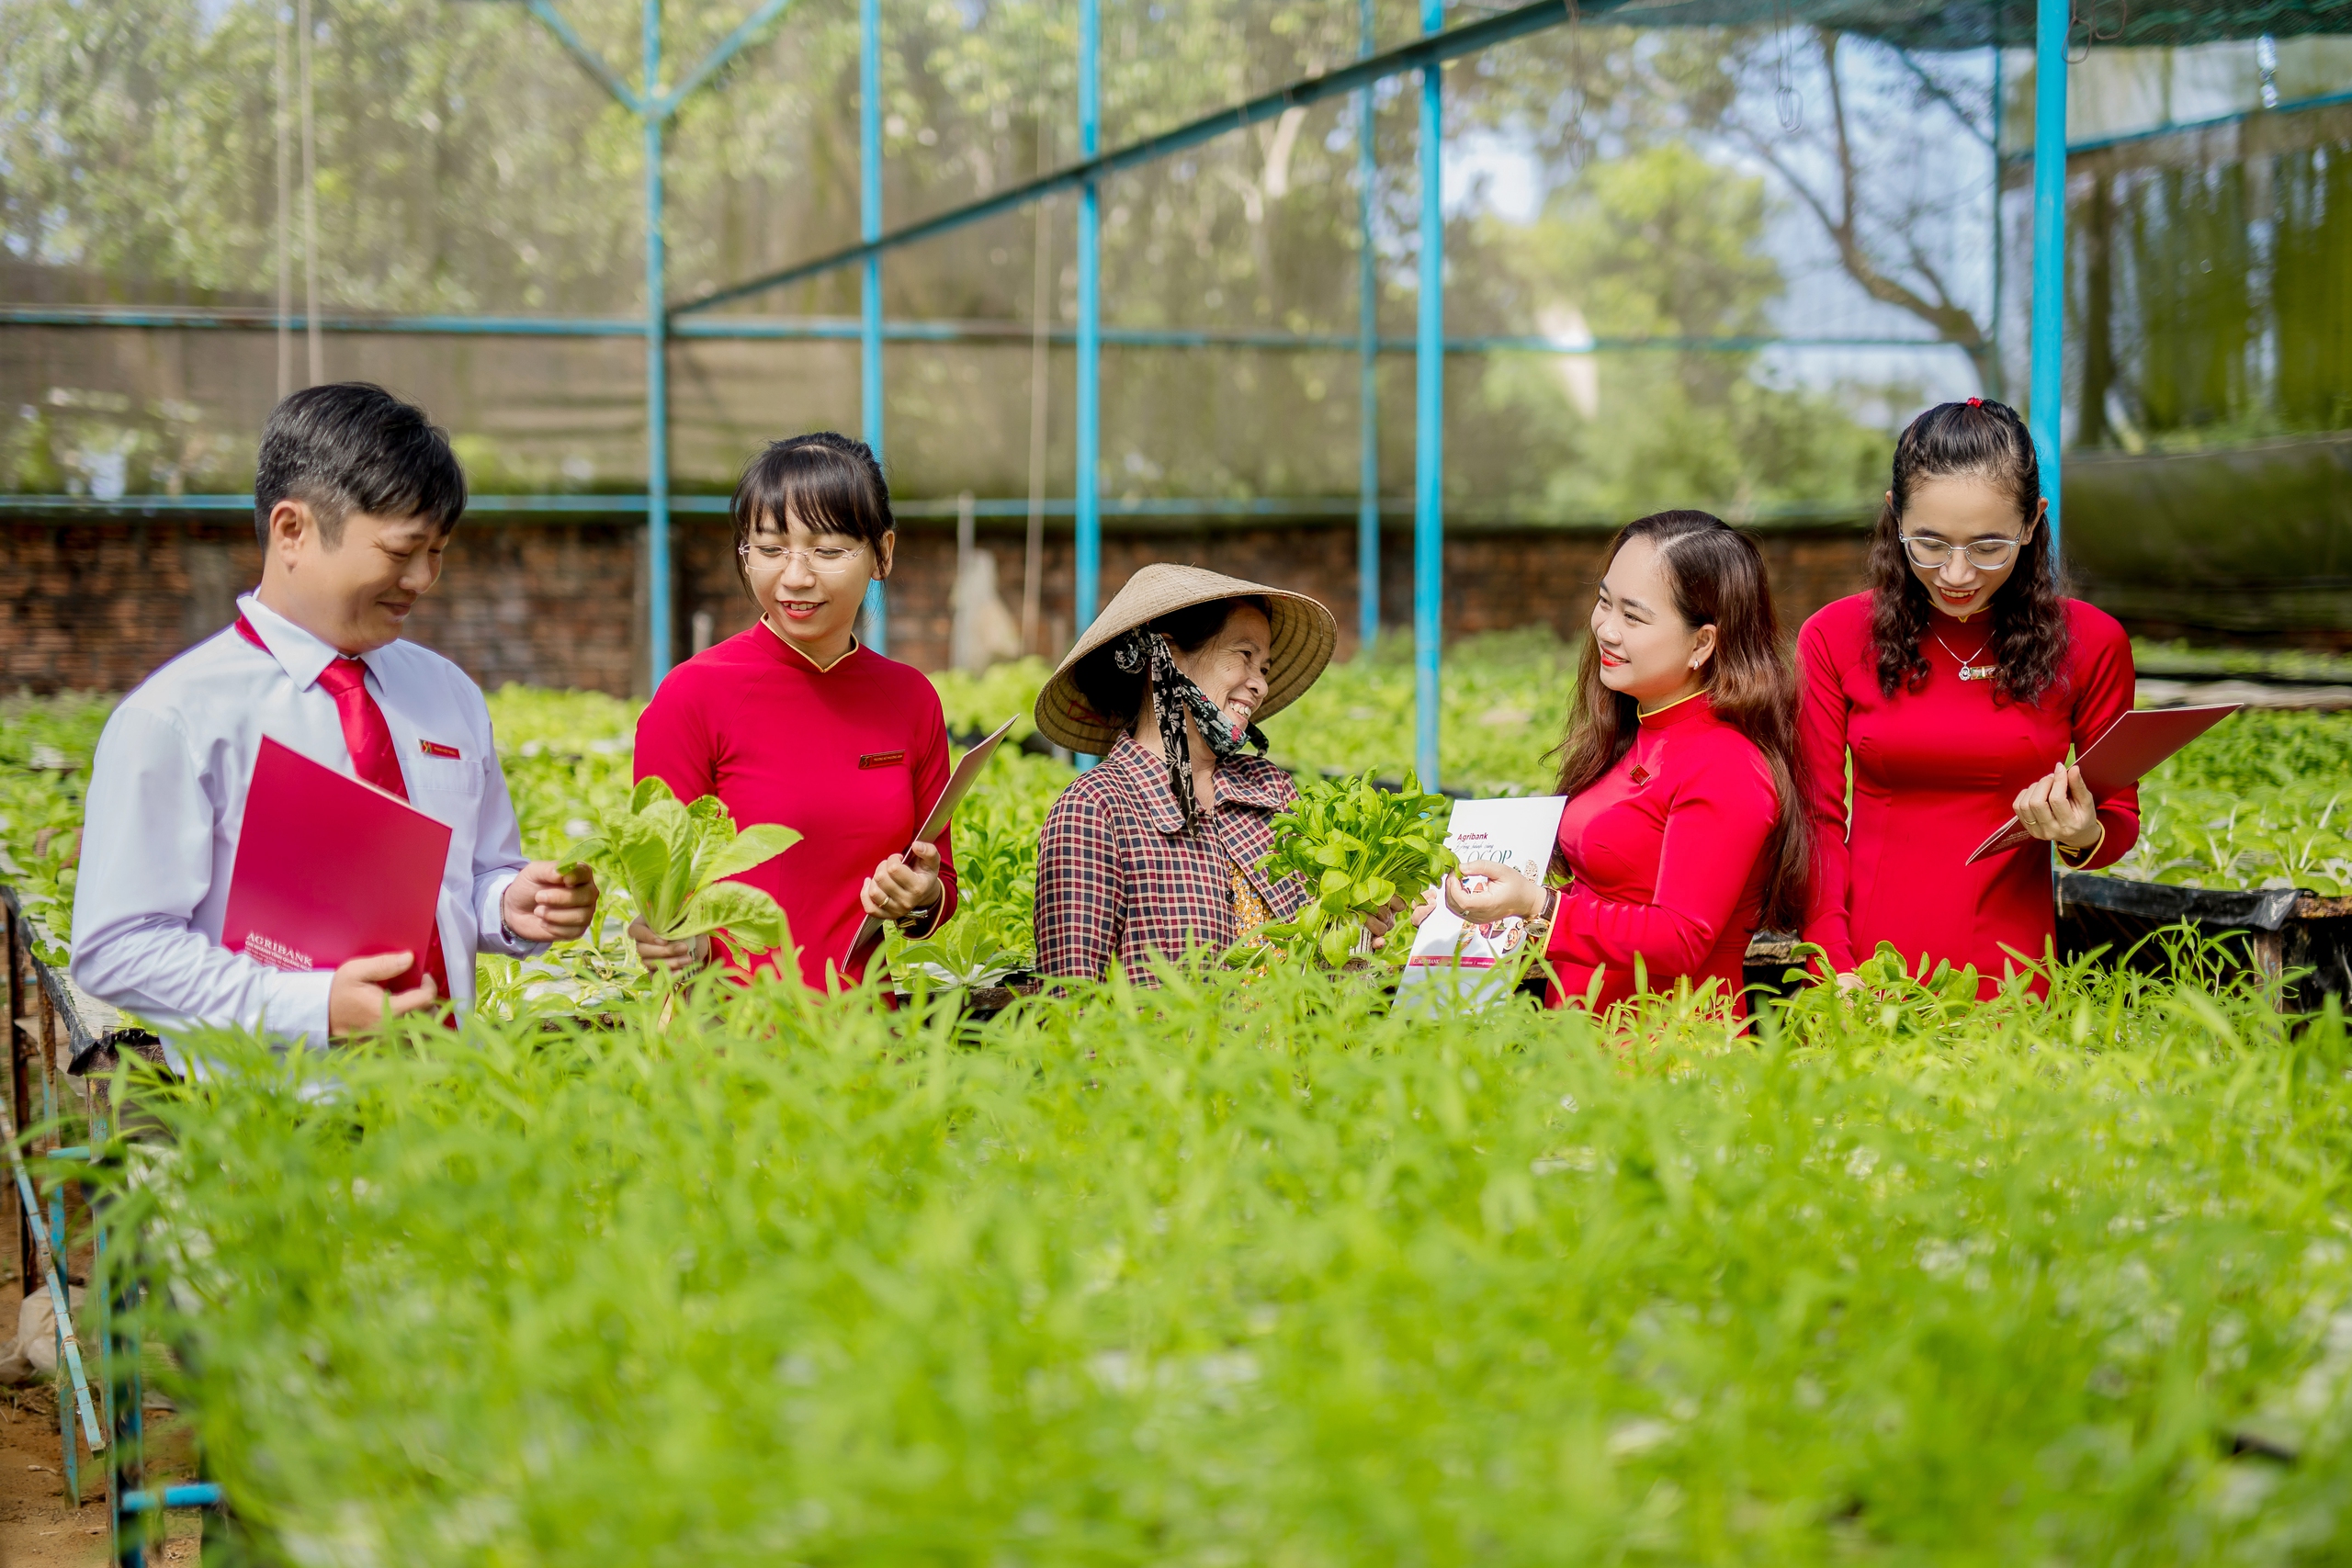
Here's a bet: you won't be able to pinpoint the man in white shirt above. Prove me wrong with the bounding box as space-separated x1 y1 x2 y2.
73 383 598 1058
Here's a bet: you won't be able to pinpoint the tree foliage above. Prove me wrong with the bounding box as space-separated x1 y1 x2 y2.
1 0 1902 513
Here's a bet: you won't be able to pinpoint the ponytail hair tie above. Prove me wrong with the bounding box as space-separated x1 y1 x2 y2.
1966 396 1983 407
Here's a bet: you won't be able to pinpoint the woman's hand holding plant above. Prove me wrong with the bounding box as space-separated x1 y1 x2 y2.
1363 893 1412 951
629 922 711 973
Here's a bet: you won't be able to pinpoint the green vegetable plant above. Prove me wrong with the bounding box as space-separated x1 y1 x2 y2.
1253 773 1455 966
564 777 801 967
2115 710 2352 896
891 919 1030 992
96 947 2352 1564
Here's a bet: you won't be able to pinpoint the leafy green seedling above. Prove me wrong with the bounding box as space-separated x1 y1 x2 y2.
563 777 801 966
1253 773 1456 966
893 919 1030 992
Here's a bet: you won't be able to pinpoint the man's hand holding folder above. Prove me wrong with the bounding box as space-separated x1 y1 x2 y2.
324 863 596 1033
328 950 446 1035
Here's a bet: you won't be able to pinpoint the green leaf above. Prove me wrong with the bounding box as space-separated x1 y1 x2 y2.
673 879 791 953
610 808 681 930
699 823 804 884
558 837 607 877
653 793 702 928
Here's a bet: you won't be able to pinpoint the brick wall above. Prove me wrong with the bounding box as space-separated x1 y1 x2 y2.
0 513 1877 696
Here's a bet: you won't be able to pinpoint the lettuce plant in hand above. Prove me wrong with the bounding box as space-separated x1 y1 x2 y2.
564 777 800 969
1254 773 1454 967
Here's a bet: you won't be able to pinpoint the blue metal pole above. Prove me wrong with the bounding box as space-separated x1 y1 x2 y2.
2030 0 2065 559
1989 41 2003 399
860 0 888 652
119 1484 225 1514
1357 0 1380 659
644 0 673 691
1413 0 1442 788
52 1170 72 1503
1075 0 1101 647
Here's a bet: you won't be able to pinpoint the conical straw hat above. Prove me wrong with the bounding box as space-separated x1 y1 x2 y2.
1034 563 1339 753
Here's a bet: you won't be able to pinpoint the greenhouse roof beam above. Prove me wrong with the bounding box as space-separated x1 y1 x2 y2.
670 0 1632 317
1996 83 2352 165
519 0 645 113
0 306 1963 355
506 0 799 119
660 0 799 118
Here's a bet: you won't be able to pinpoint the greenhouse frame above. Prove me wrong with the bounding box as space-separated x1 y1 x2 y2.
3 0 2346 782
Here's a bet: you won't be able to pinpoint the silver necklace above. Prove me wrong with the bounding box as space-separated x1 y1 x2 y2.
1934 630 1997 682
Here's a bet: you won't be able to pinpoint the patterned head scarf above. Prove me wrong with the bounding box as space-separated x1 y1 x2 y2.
1111 626 1270 831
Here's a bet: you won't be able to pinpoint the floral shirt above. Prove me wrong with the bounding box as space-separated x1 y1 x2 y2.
1035 734 1306 982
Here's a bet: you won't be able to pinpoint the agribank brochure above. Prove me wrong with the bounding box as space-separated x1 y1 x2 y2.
1395 794 1568 1015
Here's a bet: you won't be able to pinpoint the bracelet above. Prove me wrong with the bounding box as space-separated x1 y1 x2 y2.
2056 820 2108 867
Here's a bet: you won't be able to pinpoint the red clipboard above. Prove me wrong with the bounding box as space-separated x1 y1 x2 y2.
1963 703 2239 864
842 716 1021 968
220 736 453 974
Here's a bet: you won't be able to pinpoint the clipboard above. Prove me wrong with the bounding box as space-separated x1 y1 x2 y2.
842 716 1022 968
1963 703 2240 865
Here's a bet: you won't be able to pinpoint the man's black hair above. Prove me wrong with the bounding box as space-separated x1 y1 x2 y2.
253 382 468 550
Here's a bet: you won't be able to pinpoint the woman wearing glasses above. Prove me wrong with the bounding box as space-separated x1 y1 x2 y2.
1797 398 2137 998
630 433 956 988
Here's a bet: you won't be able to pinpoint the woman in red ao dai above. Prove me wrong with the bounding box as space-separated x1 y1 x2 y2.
1798 399 2137 998
630 434 956 989
1442 512 1809 1014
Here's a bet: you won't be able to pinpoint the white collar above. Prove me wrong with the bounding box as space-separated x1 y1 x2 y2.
237 592 378 692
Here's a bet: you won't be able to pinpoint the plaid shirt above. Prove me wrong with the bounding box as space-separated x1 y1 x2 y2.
1035 734 1306 981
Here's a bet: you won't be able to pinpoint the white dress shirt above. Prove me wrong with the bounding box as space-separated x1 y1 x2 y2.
72 592 541 1057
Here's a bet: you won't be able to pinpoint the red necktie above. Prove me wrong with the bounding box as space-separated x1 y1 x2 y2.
238 615 450 1002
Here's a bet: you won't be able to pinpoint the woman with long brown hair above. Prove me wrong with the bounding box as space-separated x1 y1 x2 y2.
1798 398 2138 997
1442 510 1808 1014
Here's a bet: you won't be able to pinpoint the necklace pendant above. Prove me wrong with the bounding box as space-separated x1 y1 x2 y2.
1959 663 1996 682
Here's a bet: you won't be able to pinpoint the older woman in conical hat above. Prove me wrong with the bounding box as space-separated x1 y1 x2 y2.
1035 565 1394 982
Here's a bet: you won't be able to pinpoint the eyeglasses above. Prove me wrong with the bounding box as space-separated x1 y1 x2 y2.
739 542 868 576
1899 534 2025 570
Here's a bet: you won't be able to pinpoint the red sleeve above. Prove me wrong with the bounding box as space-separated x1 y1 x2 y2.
2065 604 2140 872
1544 742 1778 978
1035 787 1120 980
632 671 716 800
910 682 959 932
1795 613 1860 972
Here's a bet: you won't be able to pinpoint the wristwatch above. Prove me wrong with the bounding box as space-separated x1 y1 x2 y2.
1524 886 1560 945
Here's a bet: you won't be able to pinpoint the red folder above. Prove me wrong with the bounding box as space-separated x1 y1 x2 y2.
220 736 453 975
1964 703 2240 864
